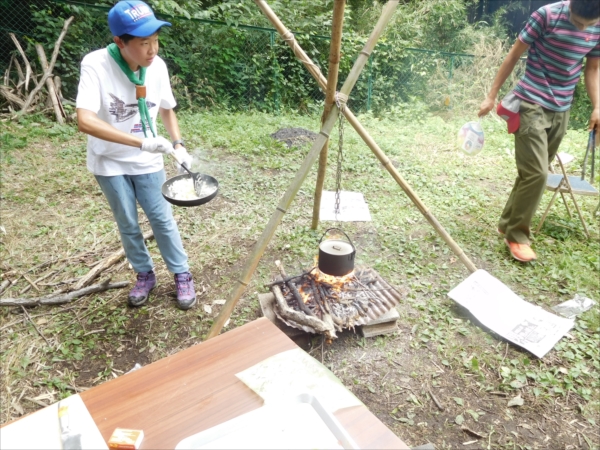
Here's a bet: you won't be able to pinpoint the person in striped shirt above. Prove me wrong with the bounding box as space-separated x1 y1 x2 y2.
478 0 599 263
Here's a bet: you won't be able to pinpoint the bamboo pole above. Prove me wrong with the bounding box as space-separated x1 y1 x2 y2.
254 1 327 92
343 111 477 272
256 1 477 274
312 0 346 229
207 2 399 339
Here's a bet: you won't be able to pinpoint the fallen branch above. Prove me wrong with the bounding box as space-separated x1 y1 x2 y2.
428 389 445 411
0 85 25 109
9 33 33 92
22 273 40 293
2 256 60 279
0 279 10 295
0 278 129 307
3 54 14 86
72 230 153 290
0 305 83 332
461 426 487 439
35 44 65 124
24 396 49 408
14 57 26 90
21 305 52 346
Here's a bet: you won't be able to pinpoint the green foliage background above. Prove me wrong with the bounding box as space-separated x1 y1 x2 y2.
1 0 596 129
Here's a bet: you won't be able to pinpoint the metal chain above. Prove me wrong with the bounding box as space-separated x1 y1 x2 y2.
334 106 344 220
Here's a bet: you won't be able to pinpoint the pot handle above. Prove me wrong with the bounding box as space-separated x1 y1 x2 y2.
319 228 355 250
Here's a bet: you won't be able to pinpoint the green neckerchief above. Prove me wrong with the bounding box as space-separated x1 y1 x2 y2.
107 43 156 138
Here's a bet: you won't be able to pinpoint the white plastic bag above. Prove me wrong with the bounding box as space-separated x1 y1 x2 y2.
457 121 485 156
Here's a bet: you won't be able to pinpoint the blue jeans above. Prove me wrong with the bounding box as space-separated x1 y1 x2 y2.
95 170 189 274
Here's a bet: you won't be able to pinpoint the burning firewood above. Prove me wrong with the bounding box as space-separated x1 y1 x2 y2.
272 285 337 339
269 262 404 339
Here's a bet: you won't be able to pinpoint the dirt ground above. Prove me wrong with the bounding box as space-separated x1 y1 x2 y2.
270 127 318 148
1 122 598 450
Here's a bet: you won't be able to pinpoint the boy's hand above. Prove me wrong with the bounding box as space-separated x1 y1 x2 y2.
478 97 496 117
173 147 193 175
141 136 174 154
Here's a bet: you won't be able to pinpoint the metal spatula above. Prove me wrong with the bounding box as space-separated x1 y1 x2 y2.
170 152 205 196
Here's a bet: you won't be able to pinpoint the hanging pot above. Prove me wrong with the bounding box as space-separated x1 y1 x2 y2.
318 228 356 277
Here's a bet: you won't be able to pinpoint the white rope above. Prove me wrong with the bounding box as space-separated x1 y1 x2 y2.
335 92 348 111
281 30 321 74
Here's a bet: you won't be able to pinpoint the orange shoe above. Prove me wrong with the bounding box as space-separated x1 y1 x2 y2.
504 239 537 262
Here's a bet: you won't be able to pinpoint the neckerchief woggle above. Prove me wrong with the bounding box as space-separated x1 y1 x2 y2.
107 43 156 138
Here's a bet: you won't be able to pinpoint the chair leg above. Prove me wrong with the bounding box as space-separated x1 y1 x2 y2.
559 192 572 218
554 157 591 238
536 190 560 233
567 191 590 238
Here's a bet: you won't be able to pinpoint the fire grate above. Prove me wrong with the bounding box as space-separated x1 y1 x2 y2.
268 264 403 340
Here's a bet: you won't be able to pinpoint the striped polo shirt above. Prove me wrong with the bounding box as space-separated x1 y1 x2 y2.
514 1 600 112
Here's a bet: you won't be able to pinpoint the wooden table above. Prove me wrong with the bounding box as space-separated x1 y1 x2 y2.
79 317 408 449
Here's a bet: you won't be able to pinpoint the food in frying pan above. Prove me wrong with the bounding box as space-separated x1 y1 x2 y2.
168 177 216 200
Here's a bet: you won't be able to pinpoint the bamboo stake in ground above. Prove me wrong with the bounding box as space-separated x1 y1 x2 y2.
207 1 399 340
312 0 346 229
256 0 477 273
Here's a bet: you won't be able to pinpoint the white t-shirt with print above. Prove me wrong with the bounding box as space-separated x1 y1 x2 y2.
76 48 176 176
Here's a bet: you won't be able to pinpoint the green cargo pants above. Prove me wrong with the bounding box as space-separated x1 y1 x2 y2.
498 100 570 244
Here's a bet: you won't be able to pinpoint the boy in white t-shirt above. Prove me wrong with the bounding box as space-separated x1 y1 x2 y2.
76 0 196 310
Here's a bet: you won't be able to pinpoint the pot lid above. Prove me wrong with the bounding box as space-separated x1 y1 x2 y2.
319 239 354 255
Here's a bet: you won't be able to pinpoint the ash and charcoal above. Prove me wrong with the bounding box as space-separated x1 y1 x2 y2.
270 127 318 148
270 266 402 336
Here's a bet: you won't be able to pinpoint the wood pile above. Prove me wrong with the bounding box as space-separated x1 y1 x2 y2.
1 17 74 123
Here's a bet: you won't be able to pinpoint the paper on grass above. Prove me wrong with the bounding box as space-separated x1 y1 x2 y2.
448 270 574 358
319 191 372 222
0 393 108 450
236 348 362 412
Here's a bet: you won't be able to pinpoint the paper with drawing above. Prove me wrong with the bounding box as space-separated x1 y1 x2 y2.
448 270 574 358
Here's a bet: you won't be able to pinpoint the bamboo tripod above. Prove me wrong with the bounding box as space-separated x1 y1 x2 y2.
207 0 477 339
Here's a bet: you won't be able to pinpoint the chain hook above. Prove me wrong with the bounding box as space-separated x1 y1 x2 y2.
334 93 346 222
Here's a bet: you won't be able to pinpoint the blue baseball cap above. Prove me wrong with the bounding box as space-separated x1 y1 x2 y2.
108 1 171 37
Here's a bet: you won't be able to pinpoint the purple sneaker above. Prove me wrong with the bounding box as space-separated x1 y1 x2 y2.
128 271 156 307
174 272 196 310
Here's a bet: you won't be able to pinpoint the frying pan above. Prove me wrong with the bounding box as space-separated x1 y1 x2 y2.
162 173 219 207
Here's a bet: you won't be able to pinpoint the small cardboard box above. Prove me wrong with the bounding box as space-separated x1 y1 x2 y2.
108 428 144 450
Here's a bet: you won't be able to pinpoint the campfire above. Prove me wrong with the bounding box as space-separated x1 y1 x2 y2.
269 261 403 340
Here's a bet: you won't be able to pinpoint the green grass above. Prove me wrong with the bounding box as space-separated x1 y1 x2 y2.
1 109 598 446
175 108 599 424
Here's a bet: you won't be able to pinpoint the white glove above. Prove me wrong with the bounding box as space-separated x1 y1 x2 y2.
173 146 193 175
140 136 174 154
